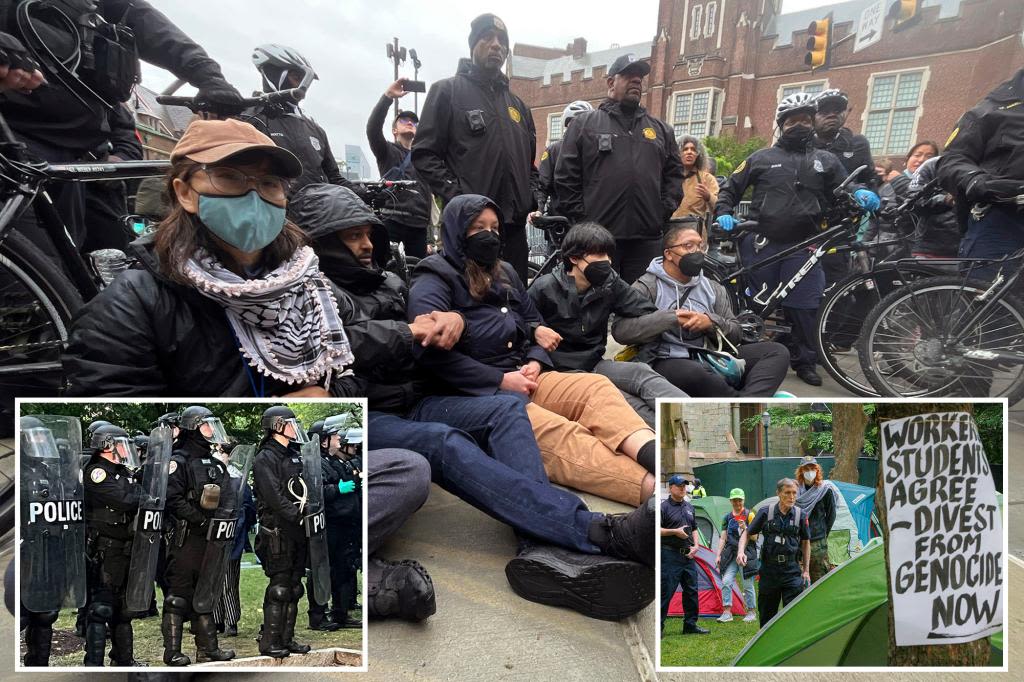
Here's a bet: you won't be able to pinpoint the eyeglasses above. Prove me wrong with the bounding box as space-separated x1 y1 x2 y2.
397 119 418 127
198 165 290 203
667 241 703 254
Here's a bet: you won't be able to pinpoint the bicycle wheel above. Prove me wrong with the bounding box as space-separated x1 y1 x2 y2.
815 265 942 396
857 275 1024 402
0 230 83 435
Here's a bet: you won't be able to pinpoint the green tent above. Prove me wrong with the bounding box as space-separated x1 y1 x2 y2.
733 539 1004 666
691 496 735 550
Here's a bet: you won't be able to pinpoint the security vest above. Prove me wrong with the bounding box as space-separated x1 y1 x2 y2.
760 503 803 565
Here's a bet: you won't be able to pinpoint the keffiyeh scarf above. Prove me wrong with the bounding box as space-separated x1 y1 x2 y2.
183 246 354 386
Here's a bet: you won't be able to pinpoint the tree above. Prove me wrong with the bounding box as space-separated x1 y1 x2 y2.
830 404 867 483
702 134 769 177
874 402 989 667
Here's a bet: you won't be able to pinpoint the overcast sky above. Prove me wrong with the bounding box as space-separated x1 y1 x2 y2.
142 0 832 177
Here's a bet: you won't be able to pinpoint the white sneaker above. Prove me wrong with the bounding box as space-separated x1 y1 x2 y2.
717 613 733 623
743 612 757 622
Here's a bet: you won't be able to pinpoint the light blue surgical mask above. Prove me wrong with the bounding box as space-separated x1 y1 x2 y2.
198 191 286 253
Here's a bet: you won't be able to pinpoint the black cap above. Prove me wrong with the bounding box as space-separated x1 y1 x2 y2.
607 53 650 78
394 110 419 125
469 13 509 50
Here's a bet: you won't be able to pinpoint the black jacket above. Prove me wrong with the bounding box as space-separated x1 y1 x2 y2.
813 127 877 191
412 59 538 221
83 453 141 541
246 106 346 196
535 140 562 214
166 431 226 529
554 99 684 240
908 156 961 256
366 94 432 228
252 437 304 540
716 141 848 242
321 450 359 521
1 0 231 153
527 262 659 371
937 67 1024 215
62 234 399 397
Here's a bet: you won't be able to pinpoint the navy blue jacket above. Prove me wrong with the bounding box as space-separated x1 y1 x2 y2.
408 194 550 396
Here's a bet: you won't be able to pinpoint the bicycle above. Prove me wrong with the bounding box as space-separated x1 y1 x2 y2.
356 178 421 283
525 214 570 284
856 195 1024 400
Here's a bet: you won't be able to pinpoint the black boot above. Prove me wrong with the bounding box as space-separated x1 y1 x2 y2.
587 495 655 567
258 586 291 659
109 622 143 666
308 601 341 631
367 557 436 622
22 617 56 666
283 600 311 654
160 597 191 667
83 622 107 666
193 613 235 663
329 583 363 629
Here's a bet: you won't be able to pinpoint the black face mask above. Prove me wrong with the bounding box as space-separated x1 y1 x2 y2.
464 230 501 267
582 260 613 286
779 124 813 150
677 251 705 277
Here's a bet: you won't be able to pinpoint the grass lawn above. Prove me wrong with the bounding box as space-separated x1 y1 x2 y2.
30 553 362 668
660 616 761 667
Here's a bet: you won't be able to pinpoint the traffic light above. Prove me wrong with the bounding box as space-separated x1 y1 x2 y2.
891 0 922 31
804 17 831 70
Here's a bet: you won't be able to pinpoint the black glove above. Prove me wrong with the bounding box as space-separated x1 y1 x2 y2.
965 174 1023 204
0 32 40 73
195 78 245 114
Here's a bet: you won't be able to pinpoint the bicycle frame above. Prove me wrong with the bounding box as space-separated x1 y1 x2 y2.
940 248 1024 362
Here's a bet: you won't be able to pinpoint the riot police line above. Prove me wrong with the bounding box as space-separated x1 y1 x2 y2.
17 403 364 667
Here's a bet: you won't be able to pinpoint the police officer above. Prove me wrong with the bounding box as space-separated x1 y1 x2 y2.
162 405 235 666
246 44 354 197
737 478 811 627
533 100 593 217
82 423 142 666
555 53 684 284
659 475 708 636
715 93 879 386
938 66 1024 278
74 419 114 637
253 405 313 658
691 478 707 499
412 13 540 282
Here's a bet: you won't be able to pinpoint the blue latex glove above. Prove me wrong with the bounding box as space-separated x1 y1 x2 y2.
717 215 737 232
853 189 880 212
337 480 355 494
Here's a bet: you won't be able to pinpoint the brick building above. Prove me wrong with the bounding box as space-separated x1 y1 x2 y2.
510 0 1024 167
129 85 194 160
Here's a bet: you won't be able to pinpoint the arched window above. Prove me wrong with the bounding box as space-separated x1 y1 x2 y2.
690 4 703 41
704 2 718 38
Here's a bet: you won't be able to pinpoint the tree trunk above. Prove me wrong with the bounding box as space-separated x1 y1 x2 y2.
875 403 990 666
831 404 867 484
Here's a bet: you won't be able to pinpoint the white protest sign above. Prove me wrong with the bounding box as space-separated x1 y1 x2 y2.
880 412 1003 647
854 0 885 53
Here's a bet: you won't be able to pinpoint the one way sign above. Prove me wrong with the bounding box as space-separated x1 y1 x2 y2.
854 0 885 53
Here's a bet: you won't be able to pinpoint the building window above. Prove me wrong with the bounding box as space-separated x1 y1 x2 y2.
690 4 703 41
864 70 926 156
780 80 827 99
671 88 722 139
547 113 563 144
704 2 717 38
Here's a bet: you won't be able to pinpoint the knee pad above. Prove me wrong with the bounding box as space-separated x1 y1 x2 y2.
267 584 291 604
163 595 190 617
291 583 304 601
86 602 114 624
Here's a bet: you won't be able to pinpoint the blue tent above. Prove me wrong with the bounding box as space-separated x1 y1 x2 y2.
832 481 876 546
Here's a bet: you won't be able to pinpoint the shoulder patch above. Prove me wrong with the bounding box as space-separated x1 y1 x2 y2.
168 460 178 475
732 159 746 175
90 468 106 483
541 149 549 161
813 158 824 173
944 127 959 148
508 106 522 124
642 127 657 140
309 136 322 152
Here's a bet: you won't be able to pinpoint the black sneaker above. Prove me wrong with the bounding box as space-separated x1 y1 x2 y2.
683 624 710 635
505 544 654 621
796 366 823 386
367 557 436 622
589 496 655 567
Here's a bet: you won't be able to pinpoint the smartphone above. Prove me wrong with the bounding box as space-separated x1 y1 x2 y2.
404 80 427 93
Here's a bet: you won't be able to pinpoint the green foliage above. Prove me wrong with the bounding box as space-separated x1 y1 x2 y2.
973 404 1003 465
702 134 769 177
288 402 363 432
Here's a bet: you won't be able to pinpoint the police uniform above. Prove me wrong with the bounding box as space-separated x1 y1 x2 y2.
248 106 353 196
163 430 232 663
82 453 142 666
746 503 810 627
313 448 362 627
252 436 309 656
659 496 699 633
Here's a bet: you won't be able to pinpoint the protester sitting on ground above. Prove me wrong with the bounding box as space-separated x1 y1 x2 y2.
795 456 839 584
289 184 656 621
612 224 789 397
527 222 688 427
714 488 757 623
671 135 718 221
408 194 658 506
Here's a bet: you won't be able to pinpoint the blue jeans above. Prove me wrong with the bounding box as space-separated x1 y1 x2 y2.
368 393 602 554
720 560 756 612
660 547 698 631
959 205 1024 280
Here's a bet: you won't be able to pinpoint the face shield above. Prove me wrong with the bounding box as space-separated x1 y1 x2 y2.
197 417 230 445
282 418 309 444
21 427 59 460
110 437 140 470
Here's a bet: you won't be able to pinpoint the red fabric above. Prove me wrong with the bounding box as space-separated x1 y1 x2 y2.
666 546 748 617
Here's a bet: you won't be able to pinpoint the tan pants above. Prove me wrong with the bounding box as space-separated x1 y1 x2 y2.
526 371 650 506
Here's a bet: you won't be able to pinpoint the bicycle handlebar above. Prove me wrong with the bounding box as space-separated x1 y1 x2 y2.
531 215 570 231
155 88 306 114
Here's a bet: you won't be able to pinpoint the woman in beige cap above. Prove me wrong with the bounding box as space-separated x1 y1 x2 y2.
63 118 354 397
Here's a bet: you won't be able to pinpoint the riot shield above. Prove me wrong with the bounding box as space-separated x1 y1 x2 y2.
20 415 86 612
191 445 255 614
125 426 173 612
302 439 331 606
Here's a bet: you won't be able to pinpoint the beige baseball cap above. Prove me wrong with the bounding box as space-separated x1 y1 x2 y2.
170 118 302 178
